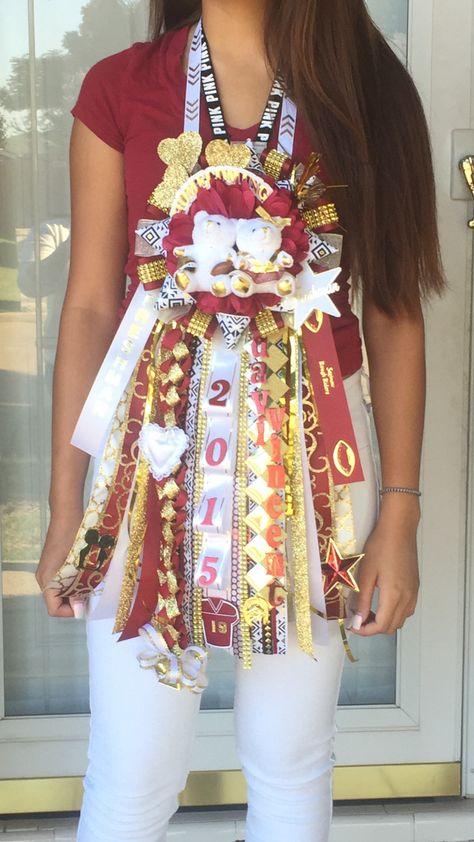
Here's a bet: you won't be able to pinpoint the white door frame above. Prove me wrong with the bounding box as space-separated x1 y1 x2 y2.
463 0 474 801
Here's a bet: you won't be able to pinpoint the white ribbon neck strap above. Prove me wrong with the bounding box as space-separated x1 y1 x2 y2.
183 18 297 158
184 20 202 135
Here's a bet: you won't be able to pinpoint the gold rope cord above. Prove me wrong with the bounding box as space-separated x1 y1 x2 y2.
289 333 313 656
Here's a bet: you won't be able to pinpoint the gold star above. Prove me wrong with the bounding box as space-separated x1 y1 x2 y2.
321 539 364 598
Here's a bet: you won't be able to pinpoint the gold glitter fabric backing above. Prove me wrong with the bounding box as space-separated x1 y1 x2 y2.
333 483 357 556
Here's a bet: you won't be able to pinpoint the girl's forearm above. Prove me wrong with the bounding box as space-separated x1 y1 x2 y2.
49 302 120 519
362 298 425 525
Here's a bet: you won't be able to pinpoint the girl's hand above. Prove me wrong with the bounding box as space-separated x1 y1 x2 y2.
36 511 83 618
349 496 420 636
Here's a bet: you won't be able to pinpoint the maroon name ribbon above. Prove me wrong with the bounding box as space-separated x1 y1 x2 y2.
302 312 364 486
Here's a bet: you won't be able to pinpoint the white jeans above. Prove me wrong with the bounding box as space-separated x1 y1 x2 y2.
77 369 378 842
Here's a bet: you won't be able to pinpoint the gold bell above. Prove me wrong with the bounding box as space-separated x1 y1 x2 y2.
277 279 293 296
211 281 228 297
233 276 251 296
175 271 190 291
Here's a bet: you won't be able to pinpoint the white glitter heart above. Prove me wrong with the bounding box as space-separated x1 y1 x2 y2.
138 423 189 481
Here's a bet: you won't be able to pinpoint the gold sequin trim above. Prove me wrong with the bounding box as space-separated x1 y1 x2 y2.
303 204 339 229
137 259 167 285
262 149 288 181
254 309 280 339
187 310 213 338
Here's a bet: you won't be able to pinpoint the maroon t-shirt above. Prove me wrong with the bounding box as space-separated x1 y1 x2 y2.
71 25 362 377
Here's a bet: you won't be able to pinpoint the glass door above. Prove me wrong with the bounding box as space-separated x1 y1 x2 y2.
0 0 149 780
0 0 471 802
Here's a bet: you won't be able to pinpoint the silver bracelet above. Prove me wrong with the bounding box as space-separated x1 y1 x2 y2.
379 486 422 497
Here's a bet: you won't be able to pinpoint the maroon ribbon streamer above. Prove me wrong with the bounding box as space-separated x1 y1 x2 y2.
302 313 364 486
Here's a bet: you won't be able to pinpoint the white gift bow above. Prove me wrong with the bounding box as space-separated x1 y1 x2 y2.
137 623 208 693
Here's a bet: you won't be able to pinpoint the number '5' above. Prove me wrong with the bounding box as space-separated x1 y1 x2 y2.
198 555 219 587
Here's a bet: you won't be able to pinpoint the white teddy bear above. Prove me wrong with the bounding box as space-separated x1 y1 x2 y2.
173 211 237 296
234 218 294 274
172 211 296 299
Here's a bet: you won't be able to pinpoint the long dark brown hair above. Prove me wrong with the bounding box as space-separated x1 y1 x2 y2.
149 0 445 315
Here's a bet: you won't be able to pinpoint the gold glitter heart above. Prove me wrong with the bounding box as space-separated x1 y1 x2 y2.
158 132 202 173
205 139 251 169
149 164 189 212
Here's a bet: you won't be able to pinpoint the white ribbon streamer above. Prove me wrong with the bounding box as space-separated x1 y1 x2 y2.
184 20 202 134
278 94 297 157
71 285 161 457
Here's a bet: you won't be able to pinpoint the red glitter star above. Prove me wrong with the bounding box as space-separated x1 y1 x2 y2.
321 539 364 598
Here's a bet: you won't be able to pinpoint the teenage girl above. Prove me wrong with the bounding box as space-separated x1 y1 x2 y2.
36 2 444 840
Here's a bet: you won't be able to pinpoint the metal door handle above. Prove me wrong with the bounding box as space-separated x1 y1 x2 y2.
460 156 474 228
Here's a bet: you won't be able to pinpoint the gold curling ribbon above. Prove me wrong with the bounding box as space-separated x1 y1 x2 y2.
310 607 358 664
137 259 167 285
289 333 313 656
338 618 358 663
302 203 339 229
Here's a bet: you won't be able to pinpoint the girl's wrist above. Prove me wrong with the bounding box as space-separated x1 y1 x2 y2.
378 490 421 530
